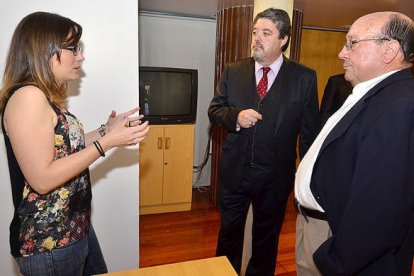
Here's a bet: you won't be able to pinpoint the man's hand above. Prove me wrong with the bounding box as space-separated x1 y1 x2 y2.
237 109 263 128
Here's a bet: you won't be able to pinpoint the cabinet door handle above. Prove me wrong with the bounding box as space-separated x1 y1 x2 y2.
165 137 170 150
158 137 163 149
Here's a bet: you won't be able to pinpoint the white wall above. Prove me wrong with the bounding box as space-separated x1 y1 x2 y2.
0 1 139 275
139 12 216 187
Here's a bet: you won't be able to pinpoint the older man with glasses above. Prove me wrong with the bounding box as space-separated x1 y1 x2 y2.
294 11 414 276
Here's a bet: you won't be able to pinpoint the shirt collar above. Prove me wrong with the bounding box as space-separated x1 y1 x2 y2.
352 69 401 98
255 54 284 74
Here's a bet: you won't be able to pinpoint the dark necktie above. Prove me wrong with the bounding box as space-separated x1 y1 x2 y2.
257 67 271 99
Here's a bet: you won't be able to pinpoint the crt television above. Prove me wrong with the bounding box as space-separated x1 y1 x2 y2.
139 66 198 124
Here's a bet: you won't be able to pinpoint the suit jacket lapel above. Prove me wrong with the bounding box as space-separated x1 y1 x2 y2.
243 58 260 107
273 57 292 138
319 98 366 152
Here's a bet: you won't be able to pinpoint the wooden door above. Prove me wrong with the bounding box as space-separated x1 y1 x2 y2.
299 28 347 105
139 125 164 206
163 125 194 204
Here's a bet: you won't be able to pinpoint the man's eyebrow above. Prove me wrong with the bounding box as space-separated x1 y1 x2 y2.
253 27 273 33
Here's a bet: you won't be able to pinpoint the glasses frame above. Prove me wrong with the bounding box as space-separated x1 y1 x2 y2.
61 45 83 56
343 37 390 50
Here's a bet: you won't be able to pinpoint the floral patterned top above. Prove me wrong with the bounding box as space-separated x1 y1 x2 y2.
2 98 92 257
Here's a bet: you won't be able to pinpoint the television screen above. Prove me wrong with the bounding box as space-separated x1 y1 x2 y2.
139 67 198 124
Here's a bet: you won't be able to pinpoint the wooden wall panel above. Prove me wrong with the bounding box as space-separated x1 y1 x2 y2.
290 9 303 62
299 29 346 105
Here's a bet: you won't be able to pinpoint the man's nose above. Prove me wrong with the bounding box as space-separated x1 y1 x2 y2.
338 47 347 59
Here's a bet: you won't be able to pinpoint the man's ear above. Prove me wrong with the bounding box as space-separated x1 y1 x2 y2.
383 40 401 63
280 35 288 50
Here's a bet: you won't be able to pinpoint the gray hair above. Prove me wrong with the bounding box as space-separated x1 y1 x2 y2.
382 14 414 63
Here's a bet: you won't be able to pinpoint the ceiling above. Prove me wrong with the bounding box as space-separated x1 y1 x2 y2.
139 0 217 19
139 0 414 30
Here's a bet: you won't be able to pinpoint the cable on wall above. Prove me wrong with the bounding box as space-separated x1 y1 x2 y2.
192 124 213 190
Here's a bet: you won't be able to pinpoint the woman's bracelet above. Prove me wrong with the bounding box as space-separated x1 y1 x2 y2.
93 141 105 157
98 124 108 137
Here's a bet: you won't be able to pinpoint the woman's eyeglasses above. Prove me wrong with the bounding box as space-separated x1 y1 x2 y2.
61 45 83 56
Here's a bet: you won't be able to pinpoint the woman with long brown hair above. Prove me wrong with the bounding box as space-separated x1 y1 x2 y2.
0 11 149 275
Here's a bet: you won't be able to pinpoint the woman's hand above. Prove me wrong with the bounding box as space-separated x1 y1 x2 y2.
98 106 150 150
105 107 143 131
103 118 150 149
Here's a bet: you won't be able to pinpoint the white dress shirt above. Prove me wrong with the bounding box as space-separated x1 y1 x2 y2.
294 70 399 212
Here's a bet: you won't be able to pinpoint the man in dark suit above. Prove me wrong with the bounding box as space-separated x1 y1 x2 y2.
208 8 320 276
320 73 353 126
295 11 414 275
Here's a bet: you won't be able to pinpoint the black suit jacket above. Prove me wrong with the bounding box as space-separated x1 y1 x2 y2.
312 69 414 275
208 57 320 198
320 73 353 126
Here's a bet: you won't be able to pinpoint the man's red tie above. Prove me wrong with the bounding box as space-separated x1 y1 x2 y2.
257 67 271 99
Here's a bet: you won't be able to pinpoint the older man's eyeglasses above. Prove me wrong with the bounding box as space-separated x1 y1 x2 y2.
343 37 390 50
61 45 83 56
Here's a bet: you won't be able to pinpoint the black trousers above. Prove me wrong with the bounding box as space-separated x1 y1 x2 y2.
216 164 289 276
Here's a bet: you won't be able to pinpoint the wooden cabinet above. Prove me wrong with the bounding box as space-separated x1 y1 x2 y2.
139 124 195 214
